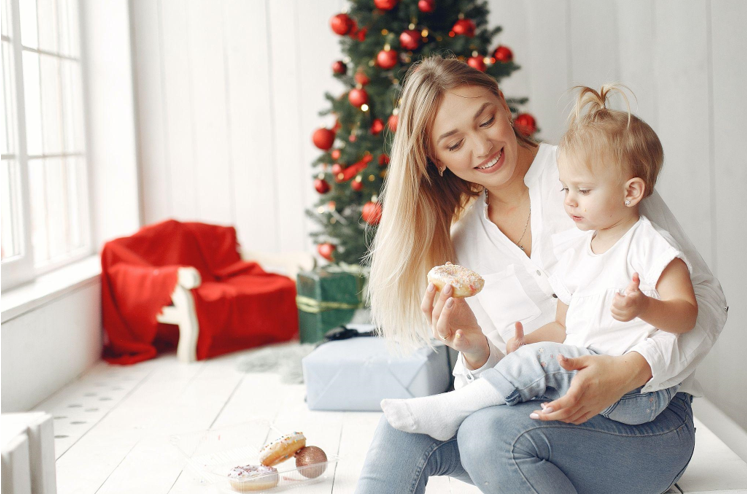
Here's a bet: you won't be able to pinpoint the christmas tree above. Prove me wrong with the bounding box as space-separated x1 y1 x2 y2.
308 0 538 266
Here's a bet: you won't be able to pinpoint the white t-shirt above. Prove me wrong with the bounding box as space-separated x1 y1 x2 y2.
549 215 690 356
451 143 727 395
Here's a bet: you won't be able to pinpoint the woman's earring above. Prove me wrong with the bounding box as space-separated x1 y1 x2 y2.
625 199 631 206
438 167 445 177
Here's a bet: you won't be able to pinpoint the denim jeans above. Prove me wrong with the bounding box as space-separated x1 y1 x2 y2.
356 393 695 493
483 342 680 426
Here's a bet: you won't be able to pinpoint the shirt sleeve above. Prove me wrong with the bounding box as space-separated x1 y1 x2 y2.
630 192 728 392
452 337 504 390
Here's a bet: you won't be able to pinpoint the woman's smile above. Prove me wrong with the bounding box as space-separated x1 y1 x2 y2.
474 147 504 173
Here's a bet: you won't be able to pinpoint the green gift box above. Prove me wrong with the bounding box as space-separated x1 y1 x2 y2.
296 268 366 344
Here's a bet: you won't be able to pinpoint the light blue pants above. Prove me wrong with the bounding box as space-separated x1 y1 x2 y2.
356 342 696 493
483 342 680 426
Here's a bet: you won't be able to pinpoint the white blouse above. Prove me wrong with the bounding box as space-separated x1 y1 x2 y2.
451 143 728 396
550 215 689 357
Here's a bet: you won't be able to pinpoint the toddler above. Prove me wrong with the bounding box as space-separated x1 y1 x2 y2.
381 85 699 441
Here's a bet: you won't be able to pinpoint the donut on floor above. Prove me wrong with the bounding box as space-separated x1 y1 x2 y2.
227 464 278 492
259 432 306 467
427 262 484 298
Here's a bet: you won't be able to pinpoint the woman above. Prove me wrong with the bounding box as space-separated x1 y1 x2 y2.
357 56 727 493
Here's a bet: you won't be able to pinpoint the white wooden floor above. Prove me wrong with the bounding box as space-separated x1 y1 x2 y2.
33 348 478 494
33 346 747 494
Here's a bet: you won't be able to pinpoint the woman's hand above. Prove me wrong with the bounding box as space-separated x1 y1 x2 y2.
505 322 525 354
422 282 487 367
530 352 652 424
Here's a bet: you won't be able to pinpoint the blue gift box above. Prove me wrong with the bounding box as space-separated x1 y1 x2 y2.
302 336 451 411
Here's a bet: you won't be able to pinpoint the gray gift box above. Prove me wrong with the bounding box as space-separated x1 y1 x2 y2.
302 337 451 411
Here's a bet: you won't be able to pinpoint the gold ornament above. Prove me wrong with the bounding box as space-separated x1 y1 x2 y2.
295 446 328 479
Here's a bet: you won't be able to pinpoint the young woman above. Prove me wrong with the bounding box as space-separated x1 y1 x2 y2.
357 56 727 493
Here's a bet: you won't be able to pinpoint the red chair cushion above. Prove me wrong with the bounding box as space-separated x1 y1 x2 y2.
101 219 298 364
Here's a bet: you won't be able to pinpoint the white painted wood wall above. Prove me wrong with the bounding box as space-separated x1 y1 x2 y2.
129 0 747 430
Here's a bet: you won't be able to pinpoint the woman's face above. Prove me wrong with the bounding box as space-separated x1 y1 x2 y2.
429 85 519 189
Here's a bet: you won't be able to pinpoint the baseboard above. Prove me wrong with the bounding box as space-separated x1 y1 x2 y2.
693 397 747 463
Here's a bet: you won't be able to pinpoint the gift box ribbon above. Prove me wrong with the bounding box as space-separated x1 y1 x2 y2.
296 295 363 313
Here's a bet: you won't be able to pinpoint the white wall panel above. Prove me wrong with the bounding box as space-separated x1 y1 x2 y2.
569 0 619 90
160 0 198 220
523 0 571 144
267 0 306 252
186 0 233 225
131 0 170 225
705 0 747 431
223 0 278 252
653 0 713 266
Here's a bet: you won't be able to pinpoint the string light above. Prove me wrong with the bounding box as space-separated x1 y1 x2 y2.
361 104 369 112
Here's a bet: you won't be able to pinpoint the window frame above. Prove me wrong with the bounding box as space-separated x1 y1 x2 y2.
1 0 93 292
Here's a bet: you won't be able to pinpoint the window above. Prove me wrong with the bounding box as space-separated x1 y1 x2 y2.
1 0 91 291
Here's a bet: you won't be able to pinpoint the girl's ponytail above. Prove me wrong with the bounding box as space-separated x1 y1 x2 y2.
570 84 632 128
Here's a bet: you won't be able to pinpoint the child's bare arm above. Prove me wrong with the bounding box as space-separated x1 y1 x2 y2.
507 301 568 353
611 258 698 334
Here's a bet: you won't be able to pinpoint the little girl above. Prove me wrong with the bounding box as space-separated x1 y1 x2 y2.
381 84 699 441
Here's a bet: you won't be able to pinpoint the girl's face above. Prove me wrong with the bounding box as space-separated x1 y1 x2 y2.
557 150 630 232
429 86 520 189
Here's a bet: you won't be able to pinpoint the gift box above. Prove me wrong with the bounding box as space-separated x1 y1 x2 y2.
296 268 365 343
302 337 451 411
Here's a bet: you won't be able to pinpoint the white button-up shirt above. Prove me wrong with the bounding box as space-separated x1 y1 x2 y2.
451 143 728 396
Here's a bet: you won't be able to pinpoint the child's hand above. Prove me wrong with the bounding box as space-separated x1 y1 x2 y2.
505 322 525 354
611 273 650 322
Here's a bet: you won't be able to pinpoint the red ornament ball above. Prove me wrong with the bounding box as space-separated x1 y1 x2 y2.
387 114 398 132
330 13 354 36
354 71 370 86
374 0 398 11
295 446 328 479
314 178 330 194
348 88 369 108
317 243 335 261
378 153 390 166
330 149 341 160
399 30 421 51
349 134 357 142
467 56 486 72
312 128 335 151
355 27 367 42
514 113 537 136
494 45 513 63
370 118 384 135
331 163 344 176
351 179 364 191
418 0 435 13
362 201 382 225
452 19 476 37
376 49 398 70
332 60 347 75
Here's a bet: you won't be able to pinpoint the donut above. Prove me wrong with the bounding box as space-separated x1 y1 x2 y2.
259 432 306 467
427 262 484 298
227 464 278 492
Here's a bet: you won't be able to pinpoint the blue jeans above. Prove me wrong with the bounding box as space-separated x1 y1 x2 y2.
484 342 680 425
356 392 695 493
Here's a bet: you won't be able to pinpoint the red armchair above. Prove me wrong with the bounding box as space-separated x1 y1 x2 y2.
101 220 306 365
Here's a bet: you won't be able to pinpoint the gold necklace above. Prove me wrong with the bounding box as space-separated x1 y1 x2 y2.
486 189 531 251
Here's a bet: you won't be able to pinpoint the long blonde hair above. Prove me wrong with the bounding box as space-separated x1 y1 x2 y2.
560 84 664 197
364 55 535 352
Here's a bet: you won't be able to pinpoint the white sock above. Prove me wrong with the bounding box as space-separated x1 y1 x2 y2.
380 378 506 441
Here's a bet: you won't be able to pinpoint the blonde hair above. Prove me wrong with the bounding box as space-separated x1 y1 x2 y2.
559 84 663 197
364 55 536 353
